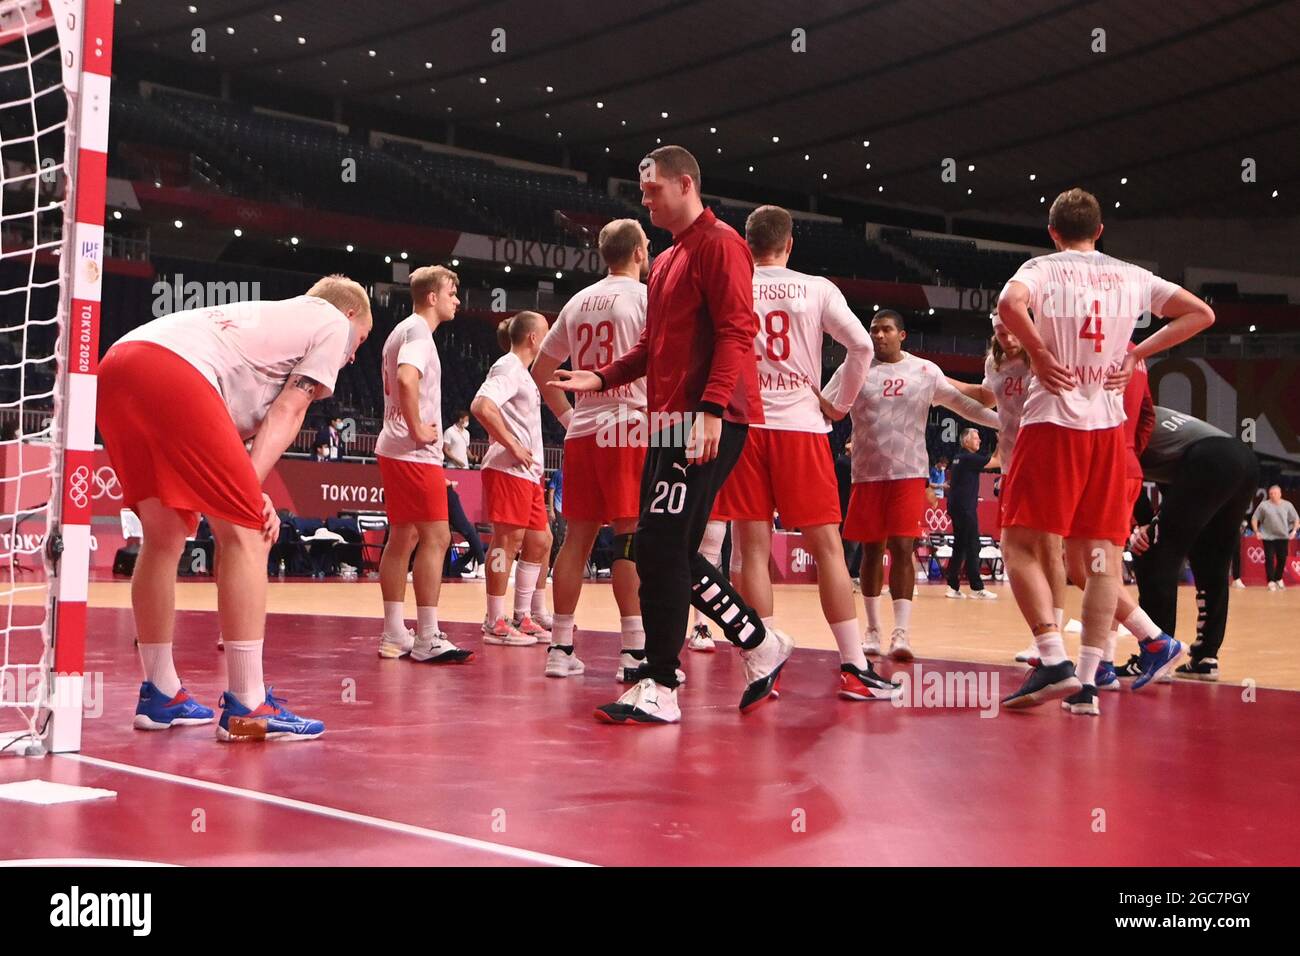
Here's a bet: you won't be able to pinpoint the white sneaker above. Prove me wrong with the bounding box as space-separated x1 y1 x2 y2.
378 627 415 659
613 652 685 684
1014 643 1039 664
1279 580 1287 590
862 627 882 656
615 651 644 683
944 588 966 599
483 617 537 645
595 677 680 724
1232 579 1246 589
512 613 551 640
545 645 585 677
970 589 998 600
1267 581 1279 592
687 623 716 652
411 630 474 664
531 610 555 630
889 628 913 662
739 627 794 713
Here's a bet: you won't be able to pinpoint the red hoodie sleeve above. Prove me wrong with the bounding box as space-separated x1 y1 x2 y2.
696 232 757 416
1135 385 1155 456
596 320 649 391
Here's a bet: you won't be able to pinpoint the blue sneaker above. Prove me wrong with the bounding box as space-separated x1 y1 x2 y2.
1096 660 1121 691
1002 660 1081 709
1132 635 1184 691
216 688 325 742
133 682 215 730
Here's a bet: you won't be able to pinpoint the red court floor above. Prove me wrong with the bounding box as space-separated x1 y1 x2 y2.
2 607 1297 866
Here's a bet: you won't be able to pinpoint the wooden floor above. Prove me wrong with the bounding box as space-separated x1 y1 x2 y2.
75 575 1300 691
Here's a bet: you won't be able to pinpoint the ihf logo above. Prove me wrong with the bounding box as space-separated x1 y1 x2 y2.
790 548 815 573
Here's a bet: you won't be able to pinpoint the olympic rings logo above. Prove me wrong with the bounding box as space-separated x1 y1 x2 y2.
66 465 121 509
1247 547 1264 563
924 508 952 533
68 466 90 509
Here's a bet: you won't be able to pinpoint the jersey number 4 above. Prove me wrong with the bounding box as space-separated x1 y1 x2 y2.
1080 301 1105 354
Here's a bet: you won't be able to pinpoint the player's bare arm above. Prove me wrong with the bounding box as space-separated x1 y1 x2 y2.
946 377 996 407
396 362 439 446
249 373 323 482
531 351 575 427
471 394 535 470
997 281 1074 395
1106 288 1215 391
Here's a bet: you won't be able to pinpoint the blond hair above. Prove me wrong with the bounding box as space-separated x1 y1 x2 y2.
410 265 458 306
306 274 371 324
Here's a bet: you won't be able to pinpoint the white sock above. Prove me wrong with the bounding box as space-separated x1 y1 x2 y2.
225 640 265 711
831 619 867 669
138 642 181 697
383 601 405 636
513 560 542 618
892 599 912 633
1078 645 1103 686
1123 607 1161 641
864 595 881 633
417 606 439 636
620 615 645 652
531 583 549 617
761 616 776 630
1054 607 1065 629
1104 630 1118 663
1035 631 1068 666
487 592 506 623
552 613 576 647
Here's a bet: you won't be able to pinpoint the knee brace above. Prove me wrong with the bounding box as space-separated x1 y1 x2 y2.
689 553 762 649
613 532 636 564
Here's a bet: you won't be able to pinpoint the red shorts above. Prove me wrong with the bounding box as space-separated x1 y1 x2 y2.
1125 477 1144 523
483 468 548 531
561 433 645 523
842 477 927 543
715 428 841 528
377 456 448 524
97 342 263 533
1001 423 1129 545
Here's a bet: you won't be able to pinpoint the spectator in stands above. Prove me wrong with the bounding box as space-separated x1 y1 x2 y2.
311 441 330 462
835 439 860 582
944 428 993 599
314 417 339 461
443 410 473 468
930 456 949 499
1253 485 1299 590
547 467 565 562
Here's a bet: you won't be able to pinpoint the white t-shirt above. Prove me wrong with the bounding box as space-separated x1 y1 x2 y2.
539 275 648 441
750 266 873 432
375 314 442 464
828 352 1000 483
474 351 544 481
443 422 471 468
982 351 1030 465
119 295 352 440
1001 250 1179 431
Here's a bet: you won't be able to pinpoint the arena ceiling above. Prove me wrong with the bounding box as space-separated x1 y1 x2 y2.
117 0 1300 221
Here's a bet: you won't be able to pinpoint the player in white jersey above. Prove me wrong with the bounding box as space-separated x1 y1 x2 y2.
373 266 473 666
824 310 999 661
98 276 372 742
996 188 1214 715
532 219 651 680
711 205 894 700
471 311 554 645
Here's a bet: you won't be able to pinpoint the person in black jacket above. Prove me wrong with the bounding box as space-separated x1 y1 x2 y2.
944 429 994 599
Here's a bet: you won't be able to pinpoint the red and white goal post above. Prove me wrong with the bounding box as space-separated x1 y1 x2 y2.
0 0 113 756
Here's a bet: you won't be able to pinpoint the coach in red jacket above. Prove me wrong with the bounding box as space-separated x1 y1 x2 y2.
553 146 794 724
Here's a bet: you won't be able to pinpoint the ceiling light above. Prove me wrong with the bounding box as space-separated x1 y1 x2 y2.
112 210 122 220
1039 196 1045 203
451 259 459 266
368 49 376 57
233 228 242 237
661 111 669 118
878 186 884 192
822 173 828 180
1120 177 1128 185
967 164 975 172
748 165 754 172
384 255 391 263
504 265 512 273
425 61 432 69
710 126 717 134
545 85 554 93
1249 325 1257 332
1115 201 1121 208
772 136 780 143
862 140 870 147
804 154 810 161
173 219 183 229
555 272 563 279
290 236 298 245
226 27 234 35
596 101 604 109
187 4 197 12
346 244 354 252
273 14 282 23
928 308 935 315
1029 173 1036 181
297 36 306 44
400 251 408 260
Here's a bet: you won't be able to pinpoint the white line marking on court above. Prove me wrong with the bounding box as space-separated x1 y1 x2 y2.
0 858 178 867
58 753 597 868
